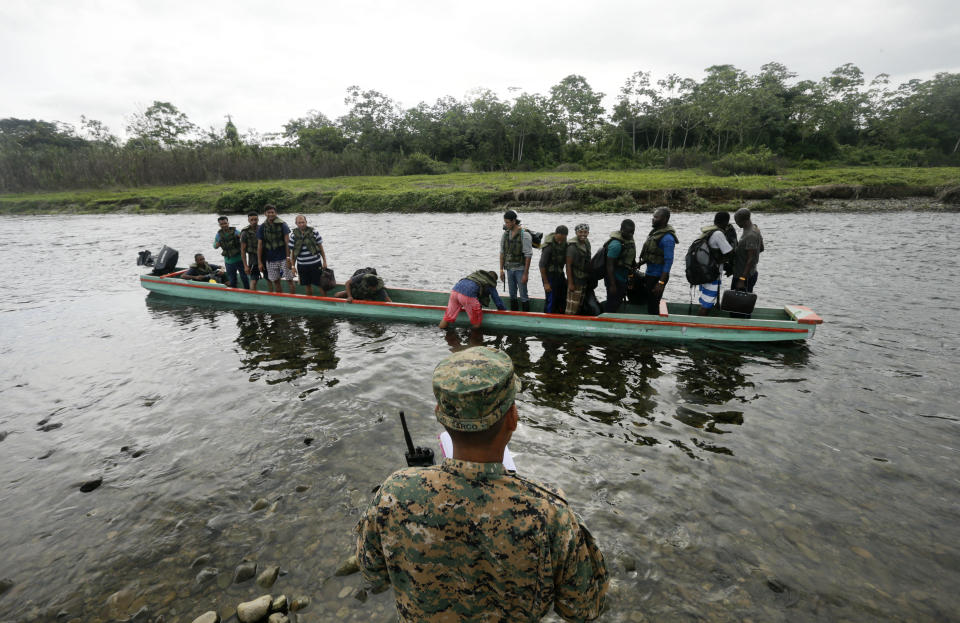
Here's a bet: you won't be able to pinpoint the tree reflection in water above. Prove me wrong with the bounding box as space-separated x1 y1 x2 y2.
233 312 339 385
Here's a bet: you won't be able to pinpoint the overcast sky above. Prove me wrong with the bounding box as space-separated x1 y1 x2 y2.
2 0 958 140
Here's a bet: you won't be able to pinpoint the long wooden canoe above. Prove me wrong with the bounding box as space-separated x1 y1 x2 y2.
140 270 822 342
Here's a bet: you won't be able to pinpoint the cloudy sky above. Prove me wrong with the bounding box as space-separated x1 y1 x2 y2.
2 0 958 140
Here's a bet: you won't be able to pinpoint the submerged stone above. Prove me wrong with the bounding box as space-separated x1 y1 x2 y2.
233 561 257 584
195 567 219 585
79 478 103 493
334 555 359 576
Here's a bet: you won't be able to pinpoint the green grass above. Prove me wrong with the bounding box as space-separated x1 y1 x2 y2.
1 167 958 214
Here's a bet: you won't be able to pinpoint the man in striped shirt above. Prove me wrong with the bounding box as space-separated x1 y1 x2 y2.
288 214 328 296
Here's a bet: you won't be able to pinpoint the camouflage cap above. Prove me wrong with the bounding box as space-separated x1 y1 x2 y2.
432 347 521 432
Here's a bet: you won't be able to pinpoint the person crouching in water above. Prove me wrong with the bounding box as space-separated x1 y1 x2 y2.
334 271 392 303
438 270 507 329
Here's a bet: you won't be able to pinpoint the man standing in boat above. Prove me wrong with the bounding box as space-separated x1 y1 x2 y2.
256 205 292 294
499 210 534 312
356 346 608 622
603 219 636 313
731 207 764 293
288 214 328 297
565 223 591 314
213 216 249 289
694 211 736 315
538 225 568 313
638 208 678 315
239 211 262 291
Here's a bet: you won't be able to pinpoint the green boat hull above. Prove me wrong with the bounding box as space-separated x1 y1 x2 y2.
140 273 821 343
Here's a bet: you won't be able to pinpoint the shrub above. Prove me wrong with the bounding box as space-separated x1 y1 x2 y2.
754 188 812 212
684 193 712 211
665 150 710 169
214 188 295 214
591 193 638 212
833 145 932 167
553 162 584 172
392 152 446 176
709 147 780 176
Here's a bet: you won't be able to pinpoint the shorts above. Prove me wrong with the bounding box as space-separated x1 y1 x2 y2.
297 262 324 287
698 278 721 309
266 259 294 281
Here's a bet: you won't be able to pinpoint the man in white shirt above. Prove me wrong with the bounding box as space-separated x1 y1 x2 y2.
697 212 736 315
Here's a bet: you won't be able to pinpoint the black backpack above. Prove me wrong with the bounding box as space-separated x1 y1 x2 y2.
685 235 720 285
587 240 612 288
524 228 543 248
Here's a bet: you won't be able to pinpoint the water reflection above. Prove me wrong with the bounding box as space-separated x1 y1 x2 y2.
234 312 339 384
147 294 812 463
145 295 340 387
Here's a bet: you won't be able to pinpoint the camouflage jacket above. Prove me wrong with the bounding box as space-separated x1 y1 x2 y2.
356 458 608 622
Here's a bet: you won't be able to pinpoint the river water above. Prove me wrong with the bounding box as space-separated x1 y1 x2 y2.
1 211 958 623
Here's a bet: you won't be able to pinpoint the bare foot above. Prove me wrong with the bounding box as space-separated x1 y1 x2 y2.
438 320 449 329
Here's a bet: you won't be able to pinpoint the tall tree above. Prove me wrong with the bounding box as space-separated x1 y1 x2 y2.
613 71 655 154
549 75 605 144
125 101 197 148
339 86 401 154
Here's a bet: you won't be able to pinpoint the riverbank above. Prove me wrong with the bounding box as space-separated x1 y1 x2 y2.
1 167 958 214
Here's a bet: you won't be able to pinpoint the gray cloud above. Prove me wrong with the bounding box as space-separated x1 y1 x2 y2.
1 0 957 139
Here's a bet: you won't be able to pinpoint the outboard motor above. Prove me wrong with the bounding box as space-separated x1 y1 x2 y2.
136 250 155 266
151 245 179 275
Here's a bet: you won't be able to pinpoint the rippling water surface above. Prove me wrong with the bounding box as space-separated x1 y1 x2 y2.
1 211 958 622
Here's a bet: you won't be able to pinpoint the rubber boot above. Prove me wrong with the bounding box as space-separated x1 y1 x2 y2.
520 301 530 312
509 298 519 311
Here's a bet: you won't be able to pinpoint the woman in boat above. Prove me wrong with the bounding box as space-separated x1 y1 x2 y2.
438 270 507 329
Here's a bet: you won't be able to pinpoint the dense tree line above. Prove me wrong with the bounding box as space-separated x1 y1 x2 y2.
2 63 958 192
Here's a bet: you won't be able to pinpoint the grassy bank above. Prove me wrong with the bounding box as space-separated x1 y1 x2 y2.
1 167 958 214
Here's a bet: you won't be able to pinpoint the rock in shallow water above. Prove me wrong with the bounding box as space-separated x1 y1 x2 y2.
250 498 270 512
195 567 219 585
334 555 359 576
267 614 289 623
233 561 257 584
190 612 220 623
79 478 103 493
270 594 288 614
191 554 212 569
105 588 135 618
129 605 151 623
0 578 13 595
236 595 272 623
257 565 280 588
290 596 310 611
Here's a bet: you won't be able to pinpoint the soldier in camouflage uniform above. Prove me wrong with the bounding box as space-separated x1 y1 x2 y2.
356 346 608 622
